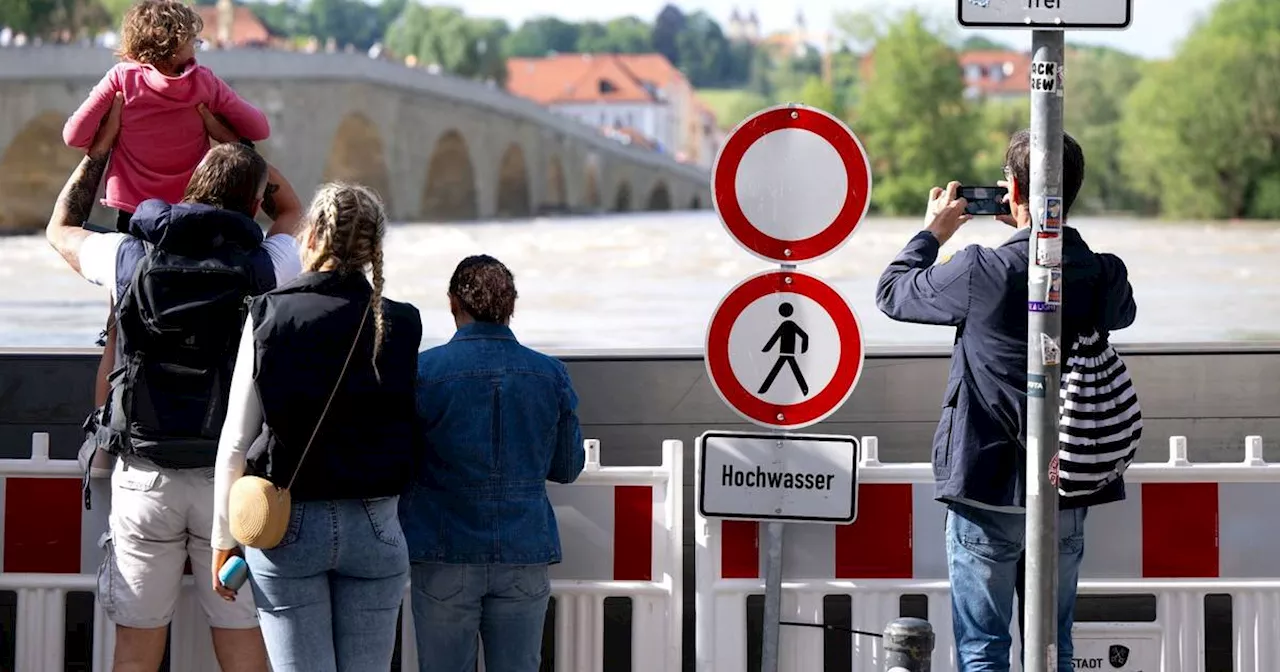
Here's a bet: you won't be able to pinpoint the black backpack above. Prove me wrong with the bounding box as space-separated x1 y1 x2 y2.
104 240 274 469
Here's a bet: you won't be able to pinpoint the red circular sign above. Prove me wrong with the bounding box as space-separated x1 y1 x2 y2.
712 105 872 264
705 270 865 429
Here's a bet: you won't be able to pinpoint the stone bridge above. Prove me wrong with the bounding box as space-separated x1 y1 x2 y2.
0 47 712 232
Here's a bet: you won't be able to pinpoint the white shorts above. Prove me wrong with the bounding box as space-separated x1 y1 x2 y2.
98 457 259 630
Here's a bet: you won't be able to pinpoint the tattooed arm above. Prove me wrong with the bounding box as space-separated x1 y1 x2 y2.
46 154 111 275
46 93 122 277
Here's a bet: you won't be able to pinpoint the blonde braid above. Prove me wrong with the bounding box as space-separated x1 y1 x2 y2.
304 187 340 273
367 239 386 381
304 182 389 379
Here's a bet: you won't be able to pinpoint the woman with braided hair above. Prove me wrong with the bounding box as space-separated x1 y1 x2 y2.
211 183 423 671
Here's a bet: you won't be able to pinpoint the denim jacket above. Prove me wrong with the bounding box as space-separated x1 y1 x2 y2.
399 322 585 564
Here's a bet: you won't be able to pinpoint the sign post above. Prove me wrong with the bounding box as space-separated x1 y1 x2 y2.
701 103 872 672
956 3 1131 671
1025 30 1066 672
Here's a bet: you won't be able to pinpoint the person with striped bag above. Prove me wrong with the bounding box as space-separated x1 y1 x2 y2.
876 130 1138 672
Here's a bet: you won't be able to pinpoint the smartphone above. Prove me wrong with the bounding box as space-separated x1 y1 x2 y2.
218 556 249 592
959 186 1011 216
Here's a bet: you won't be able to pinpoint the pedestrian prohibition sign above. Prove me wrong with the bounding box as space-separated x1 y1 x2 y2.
712 104 873 264
705 268 865 430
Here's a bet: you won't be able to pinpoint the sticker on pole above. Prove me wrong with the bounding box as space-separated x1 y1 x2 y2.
712 104 873 264
957 0 1133 30
705 269 865 430
697 430 858 523
1030 59 1063 97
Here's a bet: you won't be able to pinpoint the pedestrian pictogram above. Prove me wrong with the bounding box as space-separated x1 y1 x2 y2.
712 104 873 264
705 269 864 430
758 303 810 396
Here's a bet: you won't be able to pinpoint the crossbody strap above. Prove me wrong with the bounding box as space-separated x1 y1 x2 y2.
285 301 371 491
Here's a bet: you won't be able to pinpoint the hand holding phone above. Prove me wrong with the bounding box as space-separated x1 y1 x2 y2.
959 186 1012 216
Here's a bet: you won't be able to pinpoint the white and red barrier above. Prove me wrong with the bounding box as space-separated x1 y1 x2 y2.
695 435 1280 672
0 434 684 672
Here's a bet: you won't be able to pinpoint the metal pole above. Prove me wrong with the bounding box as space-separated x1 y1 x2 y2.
882 618 935 672
760 521 784 672
1025 29 1065 672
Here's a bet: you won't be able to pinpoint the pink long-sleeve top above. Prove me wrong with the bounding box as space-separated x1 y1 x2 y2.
63 60 271 213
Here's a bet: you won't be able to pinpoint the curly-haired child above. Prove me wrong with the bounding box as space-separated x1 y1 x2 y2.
63 0 270 232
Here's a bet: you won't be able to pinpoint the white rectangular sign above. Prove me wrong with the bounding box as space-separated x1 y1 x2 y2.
957 0 1133 30
1070 624 1160 671
697 430 857 523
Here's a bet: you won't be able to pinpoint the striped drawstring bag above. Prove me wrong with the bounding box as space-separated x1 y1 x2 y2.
1051 329 1143 499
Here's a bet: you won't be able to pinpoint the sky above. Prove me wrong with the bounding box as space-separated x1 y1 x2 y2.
459 0 1219 60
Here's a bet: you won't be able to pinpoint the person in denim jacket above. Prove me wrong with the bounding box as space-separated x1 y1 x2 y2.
401 254 585 672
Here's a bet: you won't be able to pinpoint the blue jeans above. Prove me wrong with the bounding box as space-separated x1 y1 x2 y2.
409 562 551 672
245 497 409 672
946 501 1087 672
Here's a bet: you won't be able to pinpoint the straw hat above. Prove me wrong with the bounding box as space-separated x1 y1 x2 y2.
229 476 292 549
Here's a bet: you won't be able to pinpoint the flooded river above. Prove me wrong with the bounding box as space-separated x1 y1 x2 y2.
1 212 1277 350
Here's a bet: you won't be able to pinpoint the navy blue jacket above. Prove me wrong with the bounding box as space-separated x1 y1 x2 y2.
399 322 585 564
876 228 1136 509
113 198 275 303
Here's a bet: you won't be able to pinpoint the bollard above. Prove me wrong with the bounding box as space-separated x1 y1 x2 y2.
882 617 934 672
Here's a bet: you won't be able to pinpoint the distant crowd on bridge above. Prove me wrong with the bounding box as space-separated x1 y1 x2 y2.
31 1 1141 670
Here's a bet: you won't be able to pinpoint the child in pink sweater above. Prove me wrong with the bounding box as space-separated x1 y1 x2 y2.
63 0 270 232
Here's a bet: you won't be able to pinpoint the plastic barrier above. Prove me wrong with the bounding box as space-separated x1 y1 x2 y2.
0 434 683 672
695 435 1280 672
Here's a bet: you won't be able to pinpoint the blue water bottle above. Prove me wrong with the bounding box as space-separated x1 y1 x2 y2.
218 556 249 592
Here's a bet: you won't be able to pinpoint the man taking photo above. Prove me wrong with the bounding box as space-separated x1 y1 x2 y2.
875 130 1137 671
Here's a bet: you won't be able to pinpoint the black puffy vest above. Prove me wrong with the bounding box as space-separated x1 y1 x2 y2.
245 270 422 501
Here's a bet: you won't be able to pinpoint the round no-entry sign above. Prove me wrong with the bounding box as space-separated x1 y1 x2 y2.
712 104 872 264
705 269 865 430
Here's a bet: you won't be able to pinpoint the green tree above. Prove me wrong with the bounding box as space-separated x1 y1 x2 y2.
770 45 823 94
505 16 579 57
795 76 840 117
1063 46 1151 214
1 0 105 37
846 9 978 214
724 91 771 128
385 5 508 82
245 1 310 39
579 16 652 53
827 48 862 115
307 0 390 49
651 4 685 67
1120 0 1280 219
745 47 774 98
721 40 755 86
973 98 1030 183
674 11 730 87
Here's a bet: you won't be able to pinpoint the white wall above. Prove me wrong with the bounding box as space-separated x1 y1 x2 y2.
555 101 674 154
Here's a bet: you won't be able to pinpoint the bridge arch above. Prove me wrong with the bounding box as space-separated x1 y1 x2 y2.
583 160 601 211
495 143 531 219
322 113 392 212
545 154 567 213
0 112 84 233
647 181 672 211
422 130 478 221
614 182 632 212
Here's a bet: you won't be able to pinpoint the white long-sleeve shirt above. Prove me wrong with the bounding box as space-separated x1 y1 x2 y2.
211 314 261 551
